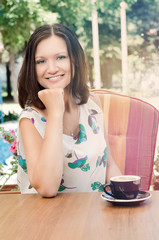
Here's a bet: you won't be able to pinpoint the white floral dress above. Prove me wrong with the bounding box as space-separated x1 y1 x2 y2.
17 97 107 193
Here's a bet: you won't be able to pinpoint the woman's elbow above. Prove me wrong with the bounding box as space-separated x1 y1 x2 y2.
29 175 60 198
30 180 59 198
37 186 58 198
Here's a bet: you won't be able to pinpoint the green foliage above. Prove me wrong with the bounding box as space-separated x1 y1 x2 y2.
0 0 53 53
3 111 19 122
127 0 159 55
125 0 159 94
0 111 19 122
40 0 93 33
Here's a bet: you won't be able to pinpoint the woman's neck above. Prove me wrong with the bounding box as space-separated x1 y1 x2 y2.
64 91 76 113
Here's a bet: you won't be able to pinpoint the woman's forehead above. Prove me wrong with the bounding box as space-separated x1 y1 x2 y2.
35 35 68 57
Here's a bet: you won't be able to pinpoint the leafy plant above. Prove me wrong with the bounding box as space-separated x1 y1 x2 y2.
0 127 18 191
3 111 19 122
0 111 19 123
151 146 159 188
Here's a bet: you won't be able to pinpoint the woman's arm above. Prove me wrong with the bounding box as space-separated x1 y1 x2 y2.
105 133 121 183
20 89 64 197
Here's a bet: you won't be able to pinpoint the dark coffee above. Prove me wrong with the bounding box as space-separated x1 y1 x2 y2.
103 175 141 200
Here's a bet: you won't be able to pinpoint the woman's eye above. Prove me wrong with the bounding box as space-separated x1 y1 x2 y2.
57 56 66 60
36 59 46 64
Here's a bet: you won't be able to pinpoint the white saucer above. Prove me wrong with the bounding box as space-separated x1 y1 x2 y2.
101 190 152 205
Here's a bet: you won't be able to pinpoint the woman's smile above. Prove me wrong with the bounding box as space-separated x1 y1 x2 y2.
46 74 65 83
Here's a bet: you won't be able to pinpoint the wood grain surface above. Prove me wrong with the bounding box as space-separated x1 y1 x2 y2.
0 191 158 240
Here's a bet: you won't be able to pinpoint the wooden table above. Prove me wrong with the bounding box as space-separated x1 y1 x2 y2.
0 191 159 240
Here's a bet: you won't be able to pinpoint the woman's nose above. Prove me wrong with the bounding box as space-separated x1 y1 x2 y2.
47 60 58 73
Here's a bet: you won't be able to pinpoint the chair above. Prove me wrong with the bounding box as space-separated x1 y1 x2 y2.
92 89 159 190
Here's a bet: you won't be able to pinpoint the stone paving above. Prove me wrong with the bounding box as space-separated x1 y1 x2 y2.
1 102 22 115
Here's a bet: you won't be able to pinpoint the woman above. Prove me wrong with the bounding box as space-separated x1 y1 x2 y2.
17 23 121 197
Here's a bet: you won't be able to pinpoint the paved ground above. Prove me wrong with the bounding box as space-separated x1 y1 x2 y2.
1 102 22 115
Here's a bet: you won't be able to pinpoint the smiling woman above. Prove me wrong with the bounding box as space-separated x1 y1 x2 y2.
17 23 121 197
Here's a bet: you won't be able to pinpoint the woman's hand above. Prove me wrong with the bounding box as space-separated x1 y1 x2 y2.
38 88 65 115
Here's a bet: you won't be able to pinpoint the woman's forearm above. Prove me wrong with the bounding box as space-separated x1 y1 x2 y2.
31 114 64 196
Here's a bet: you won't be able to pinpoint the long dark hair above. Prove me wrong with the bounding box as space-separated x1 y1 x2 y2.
18 23 89 109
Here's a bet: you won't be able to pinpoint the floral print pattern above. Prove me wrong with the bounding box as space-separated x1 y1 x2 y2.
18 155 27 173
58 178 76 191
41 117 46 122
96 147 107 168
74 124 87 144
91 181 104 192
68 155 89 170
88 109 100 134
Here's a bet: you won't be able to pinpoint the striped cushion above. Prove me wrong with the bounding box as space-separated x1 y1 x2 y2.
92 89 159 190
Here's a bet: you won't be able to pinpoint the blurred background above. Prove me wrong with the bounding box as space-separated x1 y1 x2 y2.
0 0 159 114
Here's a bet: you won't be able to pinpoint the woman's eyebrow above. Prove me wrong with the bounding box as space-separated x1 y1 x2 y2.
35 51 68 59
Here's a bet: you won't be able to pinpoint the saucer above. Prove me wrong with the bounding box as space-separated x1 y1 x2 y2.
101 190 152 205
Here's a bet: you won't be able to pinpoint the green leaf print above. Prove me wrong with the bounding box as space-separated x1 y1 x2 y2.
91 181 104 192
58 178 76 192
68 156 89 171
96 147 107 168
103 147 107 167
18 155 27 173
96 156 101 167
81 163 90 172
74 124 87 144
88 109 100 134
58 185 66 192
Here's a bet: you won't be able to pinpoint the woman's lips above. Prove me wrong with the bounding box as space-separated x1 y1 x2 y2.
46 74 64 82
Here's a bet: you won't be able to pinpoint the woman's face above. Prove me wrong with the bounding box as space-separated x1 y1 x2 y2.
35 35 72 90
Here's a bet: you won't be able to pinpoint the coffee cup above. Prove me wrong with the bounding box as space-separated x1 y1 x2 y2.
103 175 141 200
